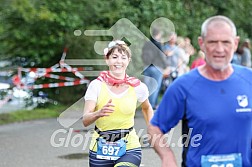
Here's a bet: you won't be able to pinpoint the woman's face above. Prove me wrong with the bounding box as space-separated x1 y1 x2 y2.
106 48 130 78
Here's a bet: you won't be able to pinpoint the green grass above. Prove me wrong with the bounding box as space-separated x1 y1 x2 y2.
0 105 67 125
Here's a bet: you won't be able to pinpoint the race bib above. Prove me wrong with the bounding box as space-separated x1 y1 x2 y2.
96 137 126 160
201 153 242 167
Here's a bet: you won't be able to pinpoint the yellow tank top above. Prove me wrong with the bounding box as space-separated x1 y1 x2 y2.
89 82 141 151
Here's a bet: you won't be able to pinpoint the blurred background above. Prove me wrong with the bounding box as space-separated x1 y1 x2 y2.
0 0 251 113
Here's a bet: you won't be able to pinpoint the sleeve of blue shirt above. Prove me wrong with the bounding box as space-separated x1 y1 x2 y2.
151 79 186 134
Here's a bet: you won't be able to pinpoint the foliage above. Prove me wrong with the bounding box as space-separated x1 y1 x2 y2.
0 0 251 104
0 104 66 125
0 0 86 66
1 0 251 63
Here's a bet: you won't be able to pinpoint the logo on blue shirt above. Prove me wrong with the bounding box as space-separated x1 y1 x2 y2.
236 95 251 112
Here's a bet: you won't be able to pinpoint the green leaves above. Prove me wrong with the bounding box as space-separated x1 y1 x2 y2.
0 0 251 104
1 0 251 66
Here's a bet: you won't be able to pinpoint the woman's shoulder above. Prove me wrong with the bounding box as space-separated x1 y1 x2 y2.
89 79 102 87
134 81 148 91
134 81 149 102
84 79 103 101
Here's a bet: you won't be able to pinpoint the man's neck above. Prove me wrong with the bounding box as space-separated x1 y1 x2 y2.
198 64 234 81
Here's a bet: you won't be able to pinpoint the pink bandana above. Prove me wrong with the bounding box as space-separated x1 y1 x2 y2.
97 71 140 87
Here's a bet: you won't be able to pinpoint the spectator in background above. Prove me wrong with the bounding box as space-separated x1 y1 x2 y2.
231 48 242 65
141 27 169 109
190 50 206 69
176 36 190 75
161 33 181 91
184 37 196 57
162 32 180 77
240 39 251 68
161 34 190 91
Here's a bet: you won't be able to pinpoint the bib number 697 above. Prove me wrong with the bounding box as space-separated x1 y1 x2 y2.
102 146 120 156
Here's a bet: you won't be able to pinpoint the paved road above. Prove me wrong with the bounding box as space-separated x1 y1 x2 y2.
0 111 182 167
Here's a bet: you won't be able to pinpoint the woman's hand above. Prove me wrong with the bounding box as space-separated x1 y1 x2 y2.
82 99 115 127
97 99 115 117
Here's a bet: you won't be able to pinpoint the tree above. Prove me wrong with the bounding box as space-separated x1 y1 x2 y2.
1 0 251 104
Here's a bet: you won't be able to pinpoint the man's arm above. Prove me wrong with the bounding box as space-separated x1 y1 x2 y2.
148 124 177 167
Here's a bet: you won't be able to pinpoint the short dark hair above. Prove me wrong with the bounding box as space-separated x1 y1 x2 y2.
151 27 161 37
105 43 131 59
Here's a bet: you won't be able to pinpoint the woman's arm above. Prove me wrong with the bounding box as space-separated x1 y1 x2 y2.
141 99 154 126
82 99 114 127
